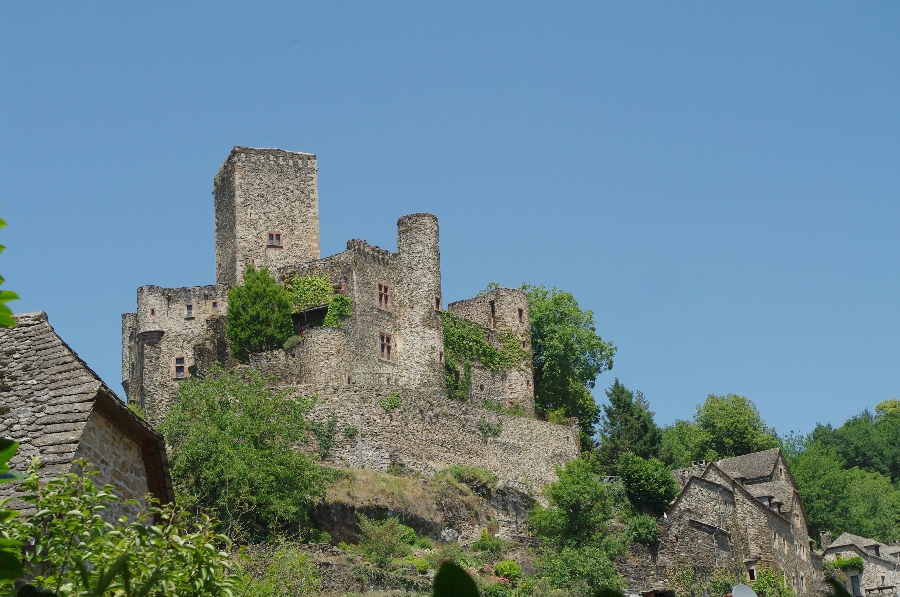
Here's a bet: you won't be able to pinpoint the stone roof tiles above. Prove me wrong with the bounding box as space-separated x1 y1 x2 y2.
827 532 900 562
715 447 781 480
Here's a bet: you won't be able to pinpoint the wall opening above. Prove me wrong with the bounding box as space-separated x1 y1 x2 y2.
377 283 391 311
186 304 193 318
174 356 186 379
267 232 283 247
518 308 524 322
489 300 496 328
380 333 393 361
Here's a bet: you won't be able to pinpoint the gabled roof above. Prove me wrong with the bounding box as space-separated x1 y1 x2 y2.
715 447 781 481
825 532 900 563
0 312 172 503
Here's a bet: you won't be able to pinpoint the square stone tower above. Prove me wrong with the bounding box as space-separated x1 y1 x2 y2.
214 146 320 286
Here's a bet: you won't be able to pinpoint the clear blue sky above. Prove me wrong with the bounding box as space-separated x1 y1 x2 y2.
2 3 897 435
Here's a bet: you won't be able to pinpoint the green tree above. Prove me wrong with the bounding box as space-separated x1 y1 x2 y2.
660 394 779 466
597 379 662 470
529 458 625 594
521 283 616 444
810 409 900 485
617 452 679 516
226 265 294 361
159 366 332 542
3 462 237 596
0 210 19 328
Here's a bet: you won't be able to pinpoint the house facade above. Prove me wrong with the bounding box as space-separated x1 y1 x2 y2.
822 532 900 596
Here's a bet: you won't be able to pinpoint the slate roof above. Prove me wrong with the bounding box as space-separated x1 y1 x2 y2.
0 312 172 502
826 532 900 563
715 448 781 481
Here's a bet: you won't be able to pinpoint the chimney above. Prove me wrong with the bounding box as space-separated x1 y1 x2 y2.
821 532 832 548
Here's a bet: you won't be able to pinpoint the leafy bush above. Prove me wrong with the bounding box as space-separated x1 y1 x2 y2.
287 274 333 310
356 514 413 568
825 555 865 576
472 529 505 556
283 335 302 350
617 452 679 516
535 544 624 595
227 265 294 361
751 566 794 597
344 425 359 438
707 568 739 597
238 540 321 597
380 392 402 412
310 414 338 460
476 419 502 442
324 293 353 327
494 560 522 584
159 366 332 542
414 536 434 549
439 465 498 489
627 514 659 545
4 461 237 596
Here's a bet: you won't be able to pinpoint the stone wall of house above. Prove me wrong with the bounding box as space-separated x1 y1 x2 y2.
214 147 320 286
825 546 900 595
295 383 579 493
73 410 150 523
122 284 228 424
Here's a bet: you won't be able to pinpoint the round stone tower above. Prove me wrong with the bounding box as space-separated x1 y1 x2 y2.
396 213 445 395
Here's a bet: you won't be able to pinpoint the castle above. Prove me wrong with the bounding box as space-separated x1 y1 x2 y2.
122 146 579 492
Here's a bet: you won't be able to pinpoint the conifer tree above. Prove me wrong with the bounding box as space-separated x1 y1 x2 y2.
596 379 662 472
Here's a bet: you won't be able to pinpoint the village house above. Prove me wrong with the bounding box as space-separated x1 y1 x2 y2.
822 532 900 596
619 448 823 597
0 312 173 522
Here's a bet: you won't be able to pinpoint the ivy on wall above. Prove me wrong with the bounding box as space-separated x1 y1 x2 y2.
285 274 353 329
441 312 528 402
824 555 865 576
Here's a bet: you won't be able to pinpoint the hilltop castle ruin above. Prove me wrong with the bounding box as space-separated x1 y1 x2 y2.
122 146 579 492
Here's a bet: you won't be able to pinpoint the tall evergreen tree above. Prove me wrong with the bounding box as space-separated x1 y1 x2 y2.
596 379 662 471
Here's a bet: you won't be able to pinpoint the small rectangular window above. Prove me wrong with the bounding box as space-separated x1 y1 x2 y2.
518 308 524 322
186 304 193 318
435 296 442 311
212 301 217 309
267 232 283 247
150 308 155 316
521 340 527 349
380 333 393 361
748 569 756 581
439 350 444 364
377 283 391 310
174 356 186 379
526 379 532 390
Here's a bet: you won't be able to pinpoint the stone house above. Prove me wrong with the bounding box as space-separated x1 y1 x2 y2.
121 146 578 494
620 448 822 597
822 532 900 596
0 312 173 522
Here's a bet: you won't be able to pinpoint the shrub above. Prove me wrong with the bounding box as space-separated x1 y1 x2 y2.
472 529 504 556
751 566 794 597
227 265 294 361
356 514 413 568
476 419 502 442
344 425 359 438
159 366 331 542
283 335 302 350
5 461 237 596
310 414 338 460
825 555 865 576
439 465 498 489
414 536 434 549
494 560 522 584
617 452 679 516
380 392 402 412
287 273 333 311
628 514 659 545
238 540 321 597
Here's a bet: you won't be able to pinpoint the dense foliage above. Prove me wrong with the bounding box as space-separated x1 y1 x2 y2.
354 515 417 568
2 462 237 597
617 452 679 516
824 555 865 576
226 265 294 361
661 394 780 467
529 458 626 594
0 211 18 328
520 284 616 445
159 366 332 542
597 379 662 471
286 273 353 328
807 407 900 485
237 541 321 597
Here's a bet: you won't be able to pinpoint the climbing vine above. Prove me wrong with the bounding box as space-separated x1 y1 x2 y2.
824 555 864 576
285 274 353 329
310 414 338 460
441 312 527 402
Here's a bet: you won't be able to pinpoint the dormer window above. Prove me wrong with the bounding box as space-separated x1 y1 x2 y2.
377 283 391 311
174 356 186 379
267 232 283 247
186 304 194 318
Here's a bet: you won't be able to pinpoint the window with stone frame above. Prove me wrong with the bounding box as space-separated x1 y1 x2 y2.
174 356 186 379
377 282 392 311
379 333 394 361
267 231 283 247
185 304 194 318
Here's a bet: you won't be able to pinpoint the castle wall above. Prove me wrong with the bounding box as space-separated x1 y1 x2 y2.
214 147 320 286
250 327 351 386
123 284 228 424
448 288 534 414
298 384 580 492
73 410 150 523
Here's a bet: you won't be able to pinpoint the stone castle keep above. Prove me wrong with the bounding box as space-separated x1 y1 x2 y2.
122 146 579 491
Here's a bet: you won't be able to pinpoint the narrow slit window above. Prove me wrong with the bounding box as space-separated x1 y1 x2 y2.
174 356 186 379
518 308 524 322
212 301 217 309
748 569 756 581
150 308 155 316
521 340 527 349
439 350 444 364
435 296 442 311
380 333 393 361
489 300 496 328
186 304 193 318
377 283 391 310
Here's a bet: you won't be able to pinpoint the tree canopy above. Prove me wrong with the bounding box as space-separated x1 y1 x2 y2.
226 265 294 361
520 283 616 444
660 393 780 467
159 366 332 543
596 379 662 470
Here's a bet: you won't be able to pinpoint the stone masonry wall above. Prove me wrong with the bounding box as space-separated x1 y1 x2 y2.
214 147 320 286
297 384 579 493
826 547 899 594
123 284 229 424
73 410 150 523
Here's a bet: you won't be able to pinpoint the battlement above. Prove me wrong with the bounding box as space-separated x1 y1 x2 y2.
346 239 394 264
229 146 317 165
